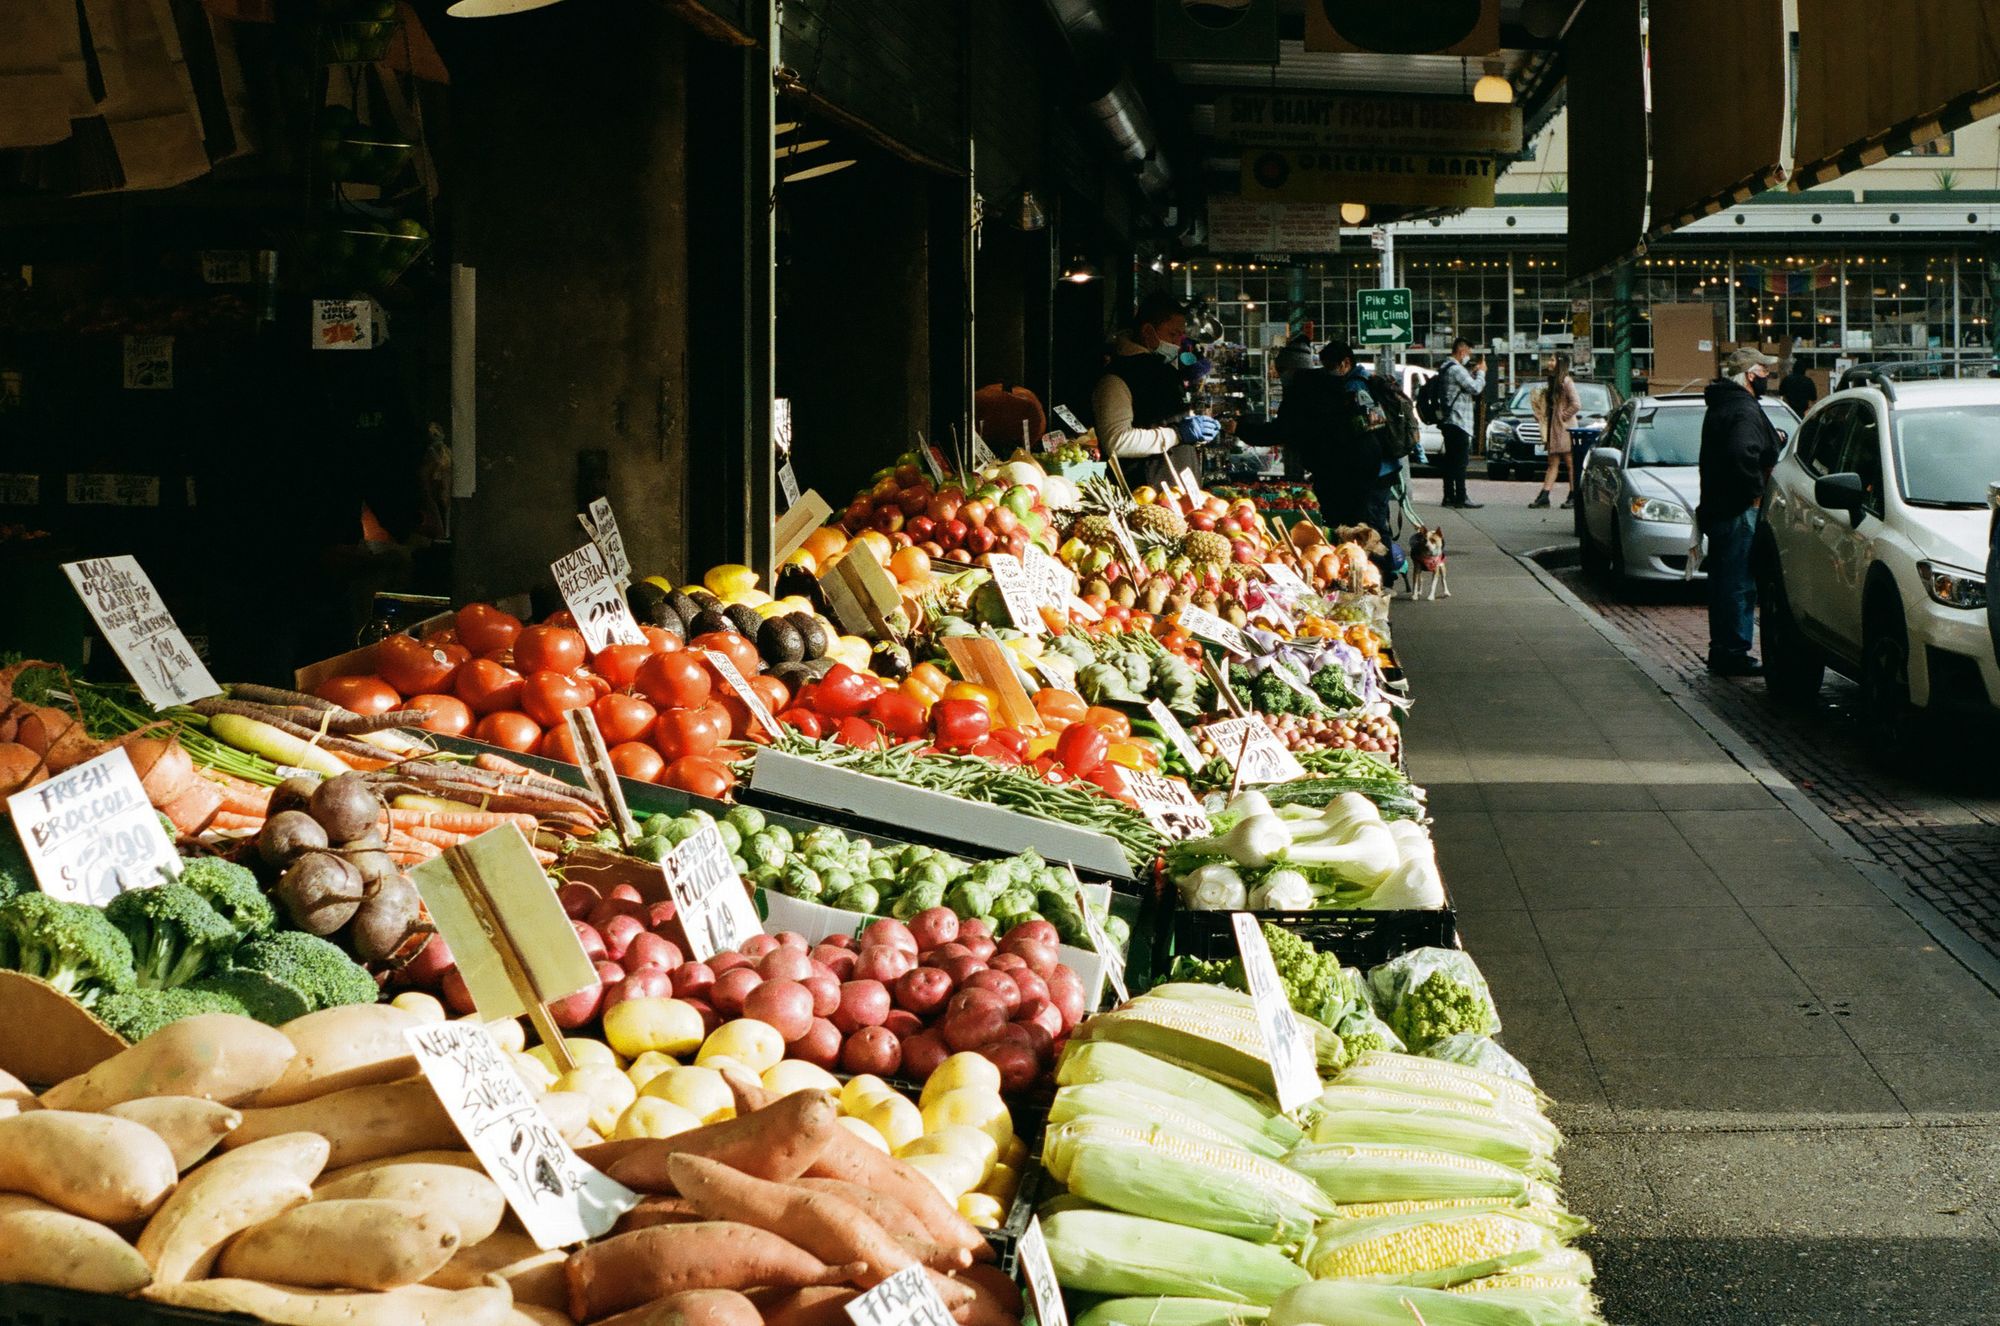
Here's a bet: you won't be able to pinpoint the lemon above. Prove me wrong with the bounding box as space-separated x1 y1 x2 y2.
785 549 818 573
921 1088 1012 1151
860 1094 925 1153
723 589 773 608
614 1097 703 1141
920 1052 1002 1105
624 1050 679 1092
704 564 759 597
697 1020 786 1073
643 575 675 594
837 1115 890 1152
958 1192 1005 1229
639 1065 735 1123
763 1061 842 1097
555 1064 637 1136
840 1074 899 1116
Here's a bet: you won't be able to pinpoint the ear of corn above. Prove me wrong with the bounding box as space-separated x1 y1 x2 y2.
1302 1210 1553 1289
1051 1082 1291 1159
1269 1279 1606 1326
1057 1040 1305 1147
1075 999 1297 1102
1348 1050 1549 1114
1129 987 1349 1075
1287 1142 1538 1205
1305 1103 1559 1180
1313 1083 1563 1152
1041 1209 1311 1305
1449 1246 1595 1291
1327 1199 1590 1243
1074 1298 1272 1326
1043 1119 1334 1244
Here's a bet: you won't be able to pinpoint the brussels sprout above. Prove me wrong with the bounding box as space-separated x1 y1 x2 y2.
715 823 743 855
777 863 822 899
724 806 767 838
629 836 673 865
993 886 1038 921
760 824 795 855
820 868 856 898
728 855 749 876
747 865 783 891
1104 915 1132 949
830 882 881 915
891 881 947 921
743 832 789 872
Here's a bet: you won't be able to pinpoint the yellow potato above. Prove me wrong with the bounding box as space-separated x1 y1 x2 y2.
920 1052 1002 1106
624 1051 679 1092
921 1088 1012 1151
1001 1134 1029 1170
860 1094 924 1153
839 1074 897 1116
899 1124 997 1182
837 1116 890 1152
602 997 706 1060
901 1151 982 1202
510 1052 557 1093
696 1020 784 1073
957 1192 1005 1229
612 1097 703 1141
483 1018 526 1054
980 1160 1021 1205
763 1061 841 1096
526 1038 618 1074
553 1065 637 1137
637 1066 734 1123
391 992 446 1023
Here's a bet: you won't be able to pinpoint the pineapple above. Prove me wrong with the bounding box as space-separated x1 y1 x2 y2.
1129 502 1188 542
1076 477 1135 520
1185 530 1232 567
1073 514 1118 549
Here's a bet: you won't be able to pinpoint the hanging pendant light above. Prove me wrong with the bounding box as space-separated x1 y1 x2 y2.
1340 202 1369 225
1061 258 1101 283
1011 189 1047 232
1473 61 1514 104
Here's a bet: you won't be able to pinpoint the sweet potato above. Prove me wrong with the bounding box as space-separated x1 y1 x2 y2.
317 1149 483 1187
0 1069 35 1118
600 1288 764 1326
805 1121 988 1261
423 1228 567 1309
219 1198 462 1290
957 1263 1023 1315
0 1109 179 1222
136 1133 328 1283
753 1286 859 1326
564 1221 863 1323
508 1307 577 1326
613 1195 704 1234
0 1193 153 1293
40 1014 296 1111
951 1274 1019 1326
144 1279 514 1326
795 1179 972 1271
315 1162 505 1244
225 1079 458 1169
106 1096 241 1171
604 1089 839 1193
256 1004 423 1106
668 1153 914 1287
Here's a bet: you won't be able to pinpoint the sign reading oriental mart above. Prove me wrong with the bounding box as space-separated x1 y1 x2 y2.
1242 149 1497 210
1215 93 1522 155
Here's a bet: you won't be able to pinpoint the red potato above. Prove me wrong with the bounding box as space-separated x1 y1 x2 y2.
893 967 952 1017
839 1026 900 1077
800 972 840 1018
628 933 683 974
394 934 454 989
1004 938 1059 979
774 932 809 952
941 956 986 987
605 969 675 1014
440 969 476 1016
557 884 600 919
959 934 996 963
907 907 958 951
963 969 1020 1014
1015 998 1064 1043
758 949 813 983
979 1041 1038 1092
1003 919 1059 950
649 901 679 931
860 919 916 954
602 915 646 962
708 952 753 975
956 918 991 944
606 884 646 906
1010 1018 1055 1067
590 897 648 931
549 973 606 1029
742 982 813 1043
881 1010 921 1040
1009 969 1049 1007
1047 979 1087 1030
786 1018 842 1070
710 968 763 1018
941 989 1008 1052
818 934 856 952
671 963 716 998
810 947 856 980
899 1030 950 1081
830 981 890 1035
852 946 914 984
922 943 971 968
738 935 781 961
573 923 608 964
682 999 720 1035
987 953 1027 974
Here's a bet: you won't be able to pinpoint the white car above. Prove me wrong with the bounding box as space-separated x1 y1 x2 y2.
1396 364 1444 465
1756 375 2000 722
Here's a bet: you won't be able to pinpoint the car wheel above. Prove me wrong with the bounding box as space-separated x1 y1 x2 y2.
1756 552 1823 707
1859 592 1917 745
1606 528 1627 587
1486 464 1507 481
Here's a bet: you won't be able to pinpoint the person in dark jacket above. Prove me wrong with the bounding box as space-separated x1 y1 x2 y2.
1285 341 1392 539
1698 347 1784 676
1778 359 1818 418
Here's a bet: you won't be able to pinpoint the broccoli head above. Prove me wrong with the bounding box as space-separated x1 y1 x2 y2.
1387 970 1500 1050
105 883 237 990
176 856 276 941
93 986 245 1042
229 931 378 1012
188 968 313 1026
0 817 33 902
0 893 136 1006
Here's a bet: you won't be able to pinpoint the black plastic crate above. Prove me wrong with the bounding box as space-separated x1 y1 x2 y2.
1160 904 1459 974
0 1284 253 1326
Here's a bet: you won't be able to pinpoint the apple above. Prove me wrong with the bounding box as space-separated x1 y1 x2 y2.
898 487 932 517
843 498 873 531
871 506 906 535
964 527 998 555
988 506 1020 538
907 515 936 542
919 541 946 559
959 499 990 528
939 519 968 549
1188 511 1217 532
927 493 962 524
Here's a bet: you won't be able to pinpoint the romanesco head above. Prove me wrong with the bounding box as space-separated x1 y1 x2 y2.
1389 971 1499 1049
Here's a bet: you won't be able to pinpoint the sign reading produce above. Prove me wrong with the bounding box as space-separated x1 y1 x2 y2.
62 555 220 710
6 747 180 906
550 542 646 653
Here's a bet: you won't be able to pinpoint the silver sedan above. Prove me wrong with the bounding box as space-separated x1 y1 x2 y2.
1575 393 1799 584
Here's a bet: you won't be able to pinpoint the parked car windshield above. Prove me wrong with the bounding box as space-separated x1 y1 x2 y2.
1502 382 1616 415
1894 404 2000 506
1629 401 1795 466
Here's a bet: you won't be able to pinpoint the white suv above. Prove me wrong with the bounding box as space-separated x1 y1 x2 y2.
1755 375 2000 723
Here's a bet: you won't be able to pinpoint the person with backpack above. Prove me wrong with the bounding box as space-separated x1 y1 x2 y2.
1418 338 1486 508
1284 341 1401 557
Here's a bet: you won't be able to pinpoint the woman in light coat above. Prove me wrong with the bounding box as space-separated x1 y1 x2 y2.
1530 358 1582 509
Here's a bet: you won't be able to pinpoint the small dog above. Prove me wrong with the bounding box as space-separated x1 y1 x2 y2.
1405 525 1449 600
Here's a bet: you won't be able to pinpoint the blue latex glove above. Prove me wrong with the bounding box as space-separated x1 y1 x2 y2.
1175 415 1222 445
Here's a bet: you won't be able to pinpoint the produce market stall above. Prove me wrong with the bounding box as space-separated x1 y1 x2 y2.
0 452 1600 1326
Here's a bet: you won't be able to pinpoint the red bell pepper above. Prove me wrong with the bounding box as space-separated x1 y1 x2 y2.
865 690 929 742
776 708 824 739
834 715 884 749
814 664 876 720
930 698 991 751
986 727 1028 756
1055 721 1109 776
1083 761 1132 802
969 736 1024 765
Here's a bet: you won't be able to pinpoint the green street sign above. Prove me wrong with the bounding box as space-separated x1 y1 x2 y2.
1357 288 1414 345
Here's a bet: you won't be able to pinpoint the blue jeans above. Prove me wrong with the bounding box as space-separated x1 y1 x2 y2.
1704 507 1758 664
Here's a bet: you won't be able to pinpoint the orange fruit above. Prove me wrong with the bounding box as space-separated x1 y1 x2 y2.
802 527 848 564
849 531 893 565
889 547 931 583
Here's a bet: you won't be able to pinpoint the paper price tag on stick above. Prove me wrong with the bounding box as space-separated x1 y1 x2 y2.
1263 561 1311 595
1122 766 1212 842
1016 1218 1070 1326
1232 913 1322 1113
1197 717 1306 787
1068 866 1128 1005
1054 404 1086 434
661 824 761 961
778 462 801 509
580 497 632 588
62 556 220 710
703 649 782 739
564 707 639 845
970 432 999 469
1177 606 1251 658
846 1263 957 1326
7 747 179 906
551 543 645 652
406 1021 639 1248
984 554 1048 636
1145 699 1204 772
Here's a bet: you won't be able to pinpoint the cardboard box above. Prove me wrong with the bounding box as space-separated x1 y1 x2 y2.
1651 304 1720 393
0 971 128 1086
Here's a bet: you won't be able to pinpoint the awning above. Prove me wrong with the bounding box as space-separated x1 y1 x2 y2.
1646 0 1785 238
1564 0 1644 279
1793 0 2000 190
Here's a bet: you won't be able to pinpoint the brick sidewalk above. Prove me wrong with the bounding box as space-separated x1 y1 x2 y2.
1549 564 2000 959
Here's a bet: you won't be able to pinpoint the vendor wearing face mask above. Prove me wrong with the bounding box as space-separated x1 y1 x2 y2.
1091 290 1220 490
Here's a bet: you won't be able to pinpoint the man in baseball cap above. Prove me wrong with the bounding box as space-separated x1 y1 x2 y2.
1697 347 1785 676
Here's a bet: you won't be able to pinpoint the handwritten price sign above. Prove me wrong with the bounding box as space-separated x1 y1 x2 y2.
550 542 646 653
1122 766 1212 842
62 556 219 710
7 748 179 905
1197 717 1306 787
661 824 761 961
1232 913 1322 1113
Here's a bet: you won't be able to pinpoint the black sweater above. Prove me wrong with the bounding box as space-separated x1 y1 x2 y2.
1698 379 1781 522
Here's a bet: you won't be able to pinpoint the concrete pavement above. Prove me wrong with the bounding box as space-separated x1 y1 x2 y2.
1390 482 2000 1325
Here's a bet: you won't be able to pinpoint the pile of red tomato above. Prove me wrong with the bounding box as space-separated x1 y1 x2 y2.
313 603 792 799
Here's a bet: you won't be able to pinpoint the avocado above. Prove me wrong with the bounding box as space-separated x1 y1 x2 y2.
627 581 672 627
799 656 836 681
759 617 806 665
725 604 764 638
688 589 722 613
788 612 828 660
770 661 814 692
665 589 703 625
655 610 687 644
690 607 734 638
